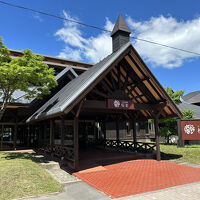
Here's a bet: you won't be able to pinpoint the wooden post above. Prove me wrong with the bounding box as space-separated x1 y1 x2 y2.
132 119 137 150
154 117 161 161
38 125 42 147
50 120 54 148
27 125 30 147
103 121 107 141
14 124 17 150
116 118 119 147
61 118 65 146
13 112 18 150
177 117 184 147
74 117 79 170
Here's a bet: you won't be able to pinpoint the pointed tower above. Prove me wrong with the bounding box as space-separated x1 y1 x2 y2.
111 14 131 52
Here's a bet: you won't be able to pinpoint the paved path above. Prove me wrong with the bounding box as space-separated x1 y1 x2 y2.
74 160 200 198
17 181 200 200
120 182 200 200
16 156 200 200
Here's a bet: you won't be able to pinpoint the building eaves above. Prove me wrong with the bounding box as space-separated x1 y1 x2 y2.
9 49 93 68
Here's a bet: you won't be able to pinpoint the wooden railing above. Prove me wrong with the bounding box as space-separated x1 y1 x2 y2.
39 145 74 161
94 139 156 153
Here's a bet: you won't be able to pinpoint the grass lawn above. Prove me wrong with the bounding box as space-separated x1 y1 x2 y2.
0 153 62 200
160 144 200 164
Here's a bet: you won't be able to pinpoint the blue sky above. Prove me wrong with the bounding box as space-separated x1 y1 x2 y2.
0 0 200 95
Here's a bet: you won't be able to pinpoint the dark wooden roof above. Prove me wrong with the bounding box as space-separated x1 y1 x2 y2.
27 42 182 122
111 14 131 36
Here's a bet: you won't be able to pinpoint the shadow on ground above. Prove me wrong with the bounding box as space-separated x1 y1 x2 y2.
161 152 182 160
0 152 51 164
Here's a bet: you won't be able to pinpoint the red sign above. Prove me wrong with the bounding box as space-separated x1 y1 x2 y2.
181 120 200 140
107 99 134 110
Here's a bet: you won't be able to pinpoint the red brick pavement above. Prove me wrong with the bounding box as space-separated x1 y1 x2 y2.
73 160 200 198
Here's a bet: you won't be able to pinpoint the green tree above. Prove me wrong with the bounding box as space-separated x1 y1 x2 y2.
181 109 195 119
158 87 194 144
0 37 57 121
165 87 184 104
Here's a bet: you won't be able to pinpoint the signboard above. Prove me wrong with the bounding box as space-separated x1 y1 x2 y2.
107 99 134 110
181 120 200 140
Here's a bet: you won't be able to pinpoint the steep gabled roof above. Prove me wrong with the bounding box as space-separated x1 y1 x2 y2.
27 42 131 122
111 14 131 36
27 42 182 123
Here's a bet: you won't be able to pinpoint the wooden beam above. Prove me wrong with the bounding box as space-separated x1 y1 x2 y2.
117 65 121 89
101 79 113 94
129 50 182 117
74 117 79 170
112 68 143 103
91 89 110 99
122 58 157 102
82 100 166 111
109 71 117 90
76 100 84 118
154 117 161 161
122 71 129 90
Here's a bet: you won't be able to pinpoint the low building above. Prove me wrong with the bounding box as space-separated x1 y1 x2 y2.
0 14 182 169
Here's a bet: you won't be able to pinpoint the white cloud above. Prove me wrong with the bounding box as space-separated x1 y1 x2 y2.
55 11 113 63
127 15 200 68
55 12 200 68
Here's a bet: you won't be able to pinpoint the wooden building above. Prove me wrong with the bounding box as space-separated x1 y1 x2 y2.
0 14 182 170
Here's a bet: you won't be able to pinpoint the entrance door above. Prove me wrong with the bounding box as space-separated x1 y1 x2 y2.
79 121 95 148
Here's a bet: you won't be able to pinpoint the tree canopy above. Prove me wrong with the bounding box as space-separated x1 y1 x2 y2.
0 37 57 120
165 87 185 104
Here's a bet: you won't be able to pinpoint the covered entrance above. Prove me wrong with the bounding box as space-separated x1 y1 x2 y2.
27 14 182 171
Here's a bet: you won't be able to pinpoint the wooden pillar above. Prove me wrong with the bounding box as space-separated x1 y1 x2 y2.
116 118 119 147
38 124 42 147
132 119 137 150
14 124 17 150
74 117 79 170
27 125 30 147
103 121 107 141
61 118 65 146
50 119 54 147
13 112 18 150
154 117 161 161
177 117 184 147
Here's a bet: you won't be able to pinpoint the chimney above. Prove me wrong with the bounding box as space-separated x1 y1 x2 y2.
111 14 131 52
